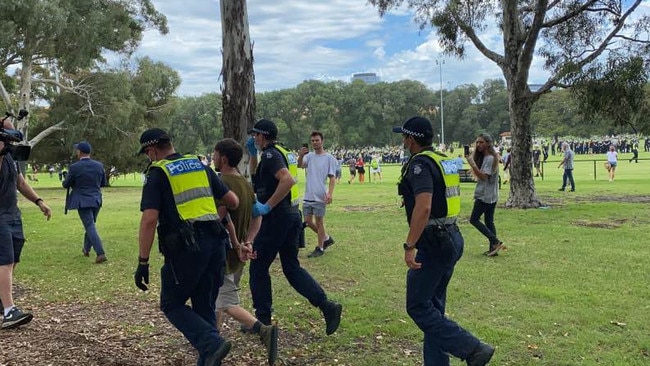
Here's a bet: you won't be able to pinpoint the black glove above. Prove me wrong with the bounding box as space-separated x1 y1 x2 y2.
135 262 150 291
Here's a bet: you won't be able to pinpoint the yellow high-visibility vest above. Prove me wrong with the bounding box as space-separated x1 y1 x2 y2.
150 155 218 222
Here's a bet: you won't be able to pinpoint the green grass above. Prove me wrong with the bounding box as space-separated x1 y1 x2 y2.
15 151 650 365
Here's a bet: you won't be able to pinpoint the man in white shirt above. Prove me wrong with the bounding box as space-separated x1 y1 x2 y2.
298 131 337 258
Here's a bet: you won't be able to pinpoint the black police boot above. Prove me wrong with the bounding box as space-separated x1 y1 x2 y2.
320 300 342 335
466 342 495 366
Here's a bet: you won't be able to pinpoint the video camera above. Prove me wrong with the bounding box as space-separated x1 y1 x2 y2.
1 110 31 161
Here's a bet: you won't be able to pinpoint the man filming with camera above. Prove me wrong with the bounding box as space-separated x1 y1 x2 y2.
0 115 51 329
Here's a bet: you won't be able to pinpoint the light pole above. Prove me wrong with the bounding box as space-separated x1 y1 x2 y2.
435 59 445 147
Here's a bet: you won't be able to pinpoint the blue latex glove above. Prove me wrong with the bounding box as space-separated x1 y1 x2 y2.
246 136 258 156
252 201 271 217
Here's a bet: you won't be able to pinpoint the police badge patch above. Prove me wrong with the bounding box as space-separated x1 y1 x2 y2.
265 152 273 159
412 164 422 175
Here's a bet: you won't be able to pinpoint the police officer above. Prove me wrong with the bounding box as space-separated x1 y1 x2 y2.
394 116 494 366
134 128 239 366
248 119 342 335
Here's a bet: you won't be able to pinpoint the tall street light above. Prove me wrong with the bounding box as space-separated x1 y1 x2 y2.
435 59 445 147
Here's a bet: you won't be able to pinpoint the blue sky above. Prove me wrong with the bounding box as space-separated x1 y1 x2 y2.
137 0 650 96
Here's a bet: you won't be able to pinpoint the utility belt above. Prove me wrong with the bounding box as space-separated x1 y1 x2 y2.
426 217 458 231
157 220 226 256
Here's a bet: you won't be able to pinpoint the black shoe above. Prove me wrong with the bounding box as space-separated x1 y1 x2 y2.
259 324 278 365
570 189 575 192
205 340 232 366
558 188 565 191
321 300 342 335
323 236 335 249
466 342 495 366
2 306 33 329
307 247 324 258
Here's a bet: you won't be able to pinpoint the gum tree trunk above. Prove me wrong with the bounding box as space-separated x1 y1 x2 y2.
220 0 256 173
504 88 542 208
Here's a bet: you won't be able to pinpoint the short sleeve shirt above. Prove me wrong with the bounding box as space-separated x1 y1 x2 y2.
0 154 20 222
303 152 337 202
474 155 499 204
563 149 574 169
254 145 290 208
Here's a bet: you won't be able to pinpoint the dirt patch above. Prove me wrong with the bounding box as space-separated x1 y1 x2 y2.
572 219 627 229
0 292 350 366
539 194 650 208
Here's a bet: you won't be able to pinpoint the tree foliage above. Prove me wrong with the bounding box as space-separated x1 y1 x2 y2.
369 0 650 208
0 0 168 144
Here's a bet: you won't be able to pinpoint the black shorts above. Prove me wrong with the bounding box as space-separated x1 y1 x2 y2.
0 219 26 265
356 167 366 174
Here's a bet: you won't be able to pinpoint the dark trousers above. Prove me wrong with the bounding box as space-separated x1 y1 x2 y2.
159 228 227 364
469 199 499 246
407 227 480 365
562 169 575 190
250 208 327 324
78 207 104 256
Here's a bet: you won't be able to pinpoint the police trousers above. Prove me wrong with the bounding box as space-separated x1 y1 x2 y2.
159 224 227 364
406 224 480 365
249 207 327 324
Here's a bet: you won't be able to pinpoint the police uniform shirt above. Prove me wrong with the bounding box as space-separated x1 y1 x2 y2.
0 154 21 221
402 148 446 224
140 153 230 227
255 145 291 208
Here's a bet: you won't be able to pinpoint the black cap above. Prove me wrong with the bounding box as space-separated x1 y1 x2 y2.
248 119 278 140
138 128 171 154
73 141 92 154
392 116 434 138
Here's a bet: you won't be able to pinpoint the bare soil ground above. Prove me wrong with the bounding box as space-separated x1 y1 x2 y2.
1 286 337 366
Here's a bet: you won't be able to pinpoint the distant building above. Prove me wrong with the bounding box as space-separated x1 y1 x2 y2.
351 72 380 84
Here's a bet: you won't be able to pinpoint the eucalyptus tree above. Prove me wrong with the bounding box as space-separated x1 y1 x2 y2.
370 0 650 208
220 0 256 175
0 0 168 146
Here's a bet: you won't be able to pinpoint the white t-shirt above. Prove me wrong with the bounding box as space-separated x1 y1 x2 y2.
303 152 337 202
606 151 617 163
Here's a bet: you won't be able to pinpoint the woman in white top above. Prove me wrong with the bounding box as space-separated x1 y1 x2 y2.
606 145 618 181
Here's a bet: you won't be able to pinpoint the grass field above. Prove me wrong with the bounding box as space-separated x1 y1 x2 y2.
9 150 650 365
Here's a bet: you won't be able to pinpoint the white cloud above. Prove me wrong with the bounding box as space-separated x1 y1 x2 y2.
137 0 647 96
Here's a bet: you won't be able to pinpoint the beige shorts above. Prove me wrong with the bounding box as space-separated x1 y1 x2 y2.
216 268 243 310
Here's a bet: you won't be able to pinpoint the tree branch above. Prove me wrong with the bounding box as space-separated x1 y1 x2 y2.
542 0 599 28
27 120 66 146
451 12 504 66
533 0 643 97
0 80 15 114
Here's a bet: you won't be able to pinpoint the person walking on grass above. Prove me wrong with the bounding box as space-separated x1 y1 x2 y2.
466 133 505 257
346 157 357 184
63 141 108 264
558 142 575 192
298 131 337 258
248 119 342 335
134 128 239 366
606 145 618 182
212 138 278 365
394 116 495 366
0 117 52 329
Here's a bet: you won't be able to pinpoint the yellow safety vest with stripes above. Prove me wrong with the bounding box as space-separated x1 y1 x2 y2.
399 150 461 218
272 144 301 207
150 155 219 222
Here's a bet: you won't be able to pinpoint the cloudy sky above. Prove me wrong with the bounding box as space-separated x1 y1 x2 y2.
134 0 647 96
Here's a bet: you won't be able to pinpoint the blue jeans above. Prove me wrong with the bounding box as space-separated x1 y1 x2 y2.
78 207 104 256
469 200 499 246
159 224 227 365
562 169 575 190
250 207 327 324
406 227 480 365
